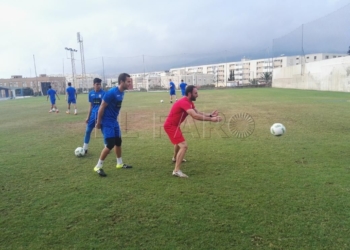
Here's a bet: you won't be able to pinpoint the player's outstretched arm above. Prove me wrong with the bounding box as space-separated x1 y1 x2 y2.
187 109 221 122
194 109 219 117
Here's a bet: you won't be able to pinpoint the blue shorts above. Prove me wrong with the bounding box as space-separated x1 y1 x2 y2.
50 99 56 105
170 90 175 96
68 98 76 104
181 90 185 96
101 123 121 139
87 117 97 129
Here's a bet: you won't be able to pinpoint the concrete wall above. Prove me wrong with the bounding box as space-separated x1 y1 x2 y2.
272 56 350 92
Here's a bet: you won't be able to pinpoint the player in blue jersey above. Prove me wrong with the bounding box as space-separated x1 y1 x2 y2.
46 86 60 113
169 79 177 103
179 79 187 96
65 82 78 115
82 78 105 154
93 73 133 177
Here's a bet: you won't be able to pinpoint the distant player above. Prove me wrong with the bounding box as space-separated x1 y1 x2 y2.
164 85 222 178
46 86 60 113
65 82 77 115
82 78 105 154
179 79 187 96
93 73 133 177
169 79 177 103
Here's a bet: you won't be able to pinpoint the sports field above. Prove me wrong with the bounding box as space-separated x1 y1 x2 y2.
1 88 350 249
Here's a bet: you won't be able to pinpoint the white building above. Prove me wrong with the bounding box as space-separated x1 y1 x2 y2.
62 74 101 90
127 53 347 90
170 53 347 86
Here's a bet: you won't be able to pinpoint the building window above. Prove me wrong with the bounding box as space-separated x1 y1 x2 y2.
326 56 329 59
314 56 317 60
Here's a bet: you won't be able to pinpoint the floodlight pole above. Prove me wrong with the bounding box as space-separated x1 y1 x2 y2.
65 47 78 87
33 54 39 95
77 32 86 91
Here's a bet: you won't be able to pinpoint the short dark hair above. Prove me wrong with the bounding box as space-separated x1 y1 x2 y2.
93 78 102 84
118 73 130 85
68 82 71 86
185 85 196 96
181 79 184 82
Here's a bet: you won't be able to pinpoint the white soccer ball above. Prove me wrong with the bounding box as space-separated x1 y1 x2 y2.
270 123 286 136
52 108 56 112
160 100 164 103
75 147 85 157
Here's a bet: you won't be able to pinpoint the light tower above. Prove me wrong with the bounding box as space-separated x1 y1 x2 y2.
77 32 86 90
65 47 78 87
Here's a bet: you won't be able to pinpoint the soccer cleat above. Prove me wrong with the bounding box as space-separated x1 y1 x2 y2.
49 110 53 113
56 110 59 113
84 149 88 154
170 101 172 103
66 111 70 114
172 157 187 163
74 112 77 115
116 163 132 169
94 166 107 177
172 170 188 178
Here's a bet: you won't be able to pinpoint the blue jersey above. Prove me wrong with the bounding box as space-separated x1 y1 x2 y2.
89 89 105 115
47 89 56 99
170 82 175 91
66 86 76 99
179 82 187 91
102 87 124 124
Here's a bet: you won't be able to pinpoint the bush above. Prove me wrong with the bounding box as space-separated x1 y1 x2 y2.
198 84 215 89
149 85 167 90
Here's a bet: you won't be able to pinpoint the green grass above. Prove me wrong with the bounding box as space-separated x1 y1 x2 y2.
1 88 350 249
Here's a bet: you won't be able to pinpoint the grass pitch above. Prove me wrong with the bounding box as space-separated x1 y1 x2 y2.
1 88 350 249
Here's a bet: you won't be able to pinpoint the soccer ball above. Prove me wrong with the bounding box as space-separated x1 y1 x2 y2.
75 147 85 157
160 100 164 103
270 123 286 136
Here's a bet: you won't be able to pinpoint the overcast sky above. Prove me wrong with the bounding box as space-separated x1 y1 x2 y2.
0 0 349 78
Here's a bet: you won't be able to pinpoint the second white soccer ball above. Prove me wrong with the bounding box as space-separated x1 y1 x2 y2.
270 123 286 136
75 147 85 157
160 100 164 103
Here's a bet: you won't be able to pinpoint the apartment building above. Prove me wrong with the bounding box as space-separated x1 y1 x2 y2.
63 74 101 90
0 74 66 96
170 53 347 86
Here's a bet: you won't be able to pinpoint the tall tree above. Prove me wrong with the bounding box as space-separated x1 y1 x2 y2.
228 70 235 81
260 72 272 86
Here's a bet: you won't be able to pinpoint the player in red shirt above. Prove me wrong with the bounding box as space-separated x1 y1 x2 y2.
164 85 222 178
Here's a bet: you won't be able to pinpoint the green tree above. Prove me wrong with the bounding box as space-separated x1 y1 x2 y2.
260 72 272 86
249 79 259 85
228 70 235 81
